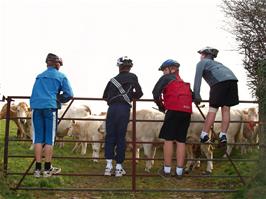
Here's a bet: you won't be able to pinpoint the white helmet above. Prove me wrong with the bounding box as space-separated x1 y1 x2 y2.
198 47 219 58
117 56 133 67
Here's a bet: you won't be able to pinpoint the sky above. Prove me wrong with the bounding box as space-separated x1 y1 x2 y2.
0 0 255 113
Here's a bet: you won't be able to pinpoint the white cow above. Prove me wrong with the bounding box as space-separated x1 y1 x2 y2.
185 110 213 174
67 115 105 162
185 107 244 174
56 104 92 147
127 109 164 172
0 102 30 138
98 109 163 172
238 107 259 154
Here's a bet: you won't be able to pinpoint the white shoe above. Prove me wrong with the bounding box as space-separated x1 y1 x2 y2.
34 170 42 178
104 167 113 176
43 166 61 178
115 168 126 177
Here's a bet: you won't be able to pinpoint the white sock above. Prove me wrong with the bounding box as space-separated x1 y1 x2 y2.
164 166 171 173
219 132 226 138
116 163 122 170
200 131 208 139
176 167 183 176
106 159 112 169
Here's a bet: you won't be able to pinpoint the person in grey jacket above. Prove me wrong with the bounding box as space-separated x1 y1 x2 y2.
193 47 239 144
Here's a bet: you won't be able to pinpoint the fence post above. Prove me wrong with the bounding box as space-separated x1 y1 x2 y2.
131 99 137 192
3 96 12 177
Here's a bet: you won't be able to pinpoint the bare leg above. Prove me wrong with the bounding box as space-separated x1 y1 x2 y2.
176 141 186 168
163 141 173 166
221 106 230 133
44 144 53 163
203 111 217 133
34 143 43 162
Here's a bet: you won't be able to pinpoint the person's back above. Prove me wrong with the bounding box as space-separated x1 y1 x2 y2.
30 66 73 109
30 53 73 178
103 56 143 177
153 59 192 178
193 47 239 144
103 71 143 106
194 58 238 91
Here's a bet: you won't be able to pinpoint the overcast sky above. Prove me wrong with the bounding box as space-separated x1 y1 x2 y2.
0 0 255 112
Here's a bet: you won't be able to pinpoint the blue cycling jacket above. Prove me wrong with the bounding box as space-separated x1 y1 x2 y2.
30 66 73 109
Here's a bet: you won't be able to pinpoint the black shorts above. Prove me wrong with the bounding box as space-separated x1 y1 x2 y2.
159 110 191 143
209 80 239 108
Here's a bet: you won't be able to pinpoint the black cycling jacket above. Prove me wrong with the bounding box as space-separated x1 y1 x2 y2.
103 71 143 106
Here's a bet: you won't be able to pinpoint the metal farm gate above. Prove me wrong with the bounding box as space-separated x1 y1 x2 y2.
1 96 260 193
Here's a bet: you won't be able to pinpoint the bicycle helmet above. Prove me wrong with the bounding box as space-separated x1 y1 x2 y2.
117 56 133 67
197 47 219 58
46 53 63 66
158 59 180 71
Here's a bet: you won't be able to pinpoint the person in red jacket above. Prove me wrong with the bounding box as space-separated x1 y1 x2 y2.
152 59 192 178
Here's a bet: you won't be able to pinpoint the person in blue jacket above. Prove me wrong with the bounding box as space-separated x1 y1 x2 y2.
193 47 239 144
30 53 73 178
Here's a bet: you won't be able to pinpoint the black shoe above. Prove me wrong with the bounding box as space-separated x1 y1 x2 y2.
158 167 171 178
219 135 227 144
200 135 210 143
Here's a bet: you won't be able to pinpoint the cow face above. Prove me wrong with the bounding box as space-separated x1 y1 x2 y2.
16 102 29 124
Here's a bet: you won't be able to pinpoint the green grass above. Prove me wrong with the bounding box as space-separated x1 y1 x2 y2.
0 120 260 199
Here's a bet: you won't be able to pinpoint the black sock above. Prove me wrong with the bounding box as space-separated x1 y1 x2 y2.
35 162 42 171
44 162 51 171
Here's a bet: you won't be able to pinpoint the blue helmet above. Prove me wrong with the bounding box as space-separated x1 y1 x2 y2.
159 59 180 71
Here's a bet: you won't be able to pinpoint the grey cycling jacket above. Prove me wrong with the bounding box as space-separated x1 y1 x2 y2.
193 58 238 100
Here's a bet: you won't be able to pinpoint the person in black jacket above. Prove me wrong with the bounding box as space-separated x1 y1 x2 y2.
103 56 143 177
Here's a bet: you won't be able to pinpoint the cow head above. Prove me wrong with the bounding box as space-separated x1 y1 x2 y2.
16 102 30 124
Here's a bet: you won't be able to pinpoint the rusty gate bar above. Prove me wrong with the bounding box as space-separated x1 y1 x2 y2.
3 96 12 177
131 99 137 192
7 155 259 162
13 187 238 193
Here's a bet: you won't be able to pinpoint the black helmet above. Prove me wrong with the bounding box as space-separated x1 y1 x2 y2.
46 53 63 66
198 47 219 58
117 56 133 67
158 59 180 71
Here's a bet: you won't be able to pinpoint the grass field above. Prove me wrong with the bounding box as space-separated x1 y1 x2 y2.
0 120 259 199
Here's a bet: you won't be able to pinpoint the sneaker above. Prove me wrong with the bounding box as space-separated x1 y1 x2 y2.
115 168 126 177
43 166 61 178
219 134 227 144
157 167 171 178
104 167 113 176
200 135 210 143
34 170 42 178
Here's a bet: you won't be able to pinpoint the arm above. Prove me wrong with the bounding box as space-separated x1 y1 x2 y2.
132 76 143 99
193 61 205 102
152 76 169 112
58 77 74 103
102 82 110 101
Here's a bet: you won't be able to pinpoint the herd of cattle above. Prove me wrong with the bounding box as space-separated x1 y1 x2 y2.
0 101 259 174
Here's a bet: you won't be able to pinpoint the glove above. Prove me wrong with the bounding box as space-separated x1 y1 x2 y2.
193 97 201 105
158 105 165 113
